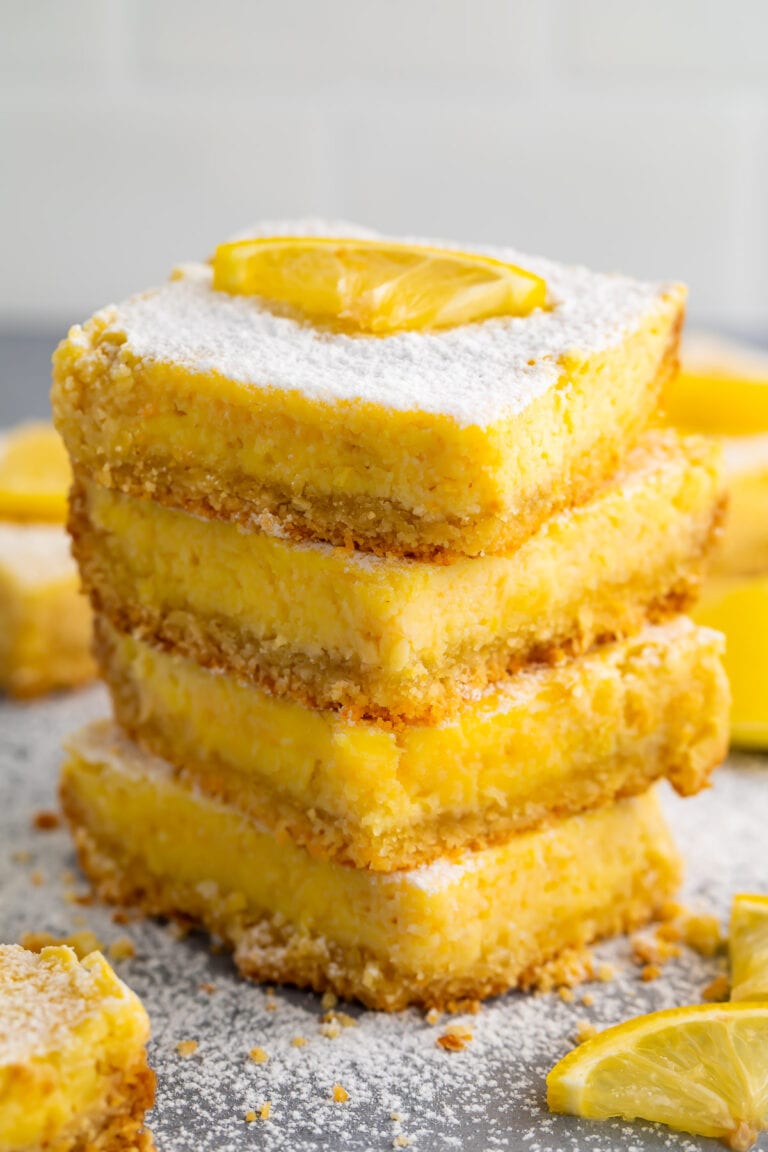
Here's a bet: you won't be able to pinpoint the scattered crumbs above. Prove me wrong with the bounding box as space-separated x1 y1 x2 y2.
249 1046 268 1064
291 1036 307 1048
575 1020 598 1044
682 912 724 958
702 974 730 1002
332 1083 349 1103
259 1102 272 1120
557 986 574 1003
320 1022 341 1039
199 981 216 995
658 898 684 922
29 870 44 887
655 921 683 943
436 1026 473 1052
244 1110 257 1123
322 1010 357 1029
631 933 681 967
390 1113 402 1123
596 962 616 983
524 946 595 993
393 1137 410 1148
640 964 661 983
446 997 481 1015
19 929 103 959
108 936 136 961
581 992 594 1007
425 1007 441 1026
176 1040 199 1058
32 809 60 831
320 990 338 1011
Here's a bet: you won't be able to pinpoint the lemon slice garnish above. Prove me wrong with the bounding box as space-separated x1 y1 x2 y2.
0 422 71 523
731 894 768 1002
547 1003 768 1150
212 236 546 334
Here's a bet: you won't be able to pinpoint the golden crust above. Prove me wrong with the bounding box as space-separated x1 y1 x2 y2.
62 794 679 1013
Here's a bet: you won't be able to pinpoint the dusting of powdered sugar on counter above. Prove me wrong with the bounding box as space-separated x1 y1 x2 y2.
64 220 678 428
1 686 766 1152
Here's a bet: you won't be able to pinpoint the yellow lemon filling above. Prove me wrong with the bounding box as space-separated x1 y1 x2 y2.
0 944 153 1152
61 721 682 1011
0 423 71 524
94 615 728 871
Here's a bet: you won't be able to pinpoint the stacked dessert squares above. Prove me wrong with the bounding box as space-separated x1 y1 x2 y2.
51 223 730 1011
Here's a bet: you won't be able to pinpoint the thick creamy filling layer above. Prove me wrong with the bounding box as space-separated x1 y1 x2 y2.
62 722 681 978
96 617 728 846
75 430 721 683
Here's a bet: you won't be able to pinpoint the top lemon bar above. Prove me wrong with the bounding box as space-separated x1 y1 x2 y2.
52 222 686 558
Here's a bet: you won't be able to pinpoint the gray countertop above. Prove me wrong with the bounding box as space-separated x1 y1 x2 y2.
1 686 767 1152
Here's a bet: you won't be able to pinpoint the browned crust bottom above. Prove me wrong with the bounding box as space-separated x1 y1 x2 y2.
61 794 679 1012
56 314 683 562
69 483 724 724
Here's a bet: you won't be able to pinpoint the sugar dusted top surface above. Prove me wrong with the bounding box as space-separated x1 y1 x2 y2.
0 944 119 1063
86 221 677 427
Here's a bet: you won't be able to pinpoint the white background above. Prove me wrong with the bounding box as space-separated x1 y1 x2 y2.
2 0 767 332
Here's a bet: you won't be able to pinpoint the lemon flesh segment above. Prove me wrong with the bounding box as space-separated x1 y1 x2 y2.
547 1003 768 1149
0 422 71 523
731 894 768 1002
212 237 547 334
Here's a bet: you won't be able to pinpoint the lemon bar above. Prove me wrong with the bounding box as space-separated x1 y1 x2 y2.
70 431 722 720
94 615 727 870
61 721 682 1011
0 944 154 1152
0 525 95 698
52 225 685 559
694 576 768 749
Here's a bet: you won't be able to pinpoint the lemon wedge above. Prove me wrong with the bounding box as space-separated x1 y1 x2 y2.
731 894 768 1002
212 236 546 334
0 422 71 523
547 1003 768 1150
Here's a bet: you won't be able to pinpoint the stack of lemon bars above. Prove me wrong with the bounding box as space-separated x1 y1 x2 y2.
51 225 730 1011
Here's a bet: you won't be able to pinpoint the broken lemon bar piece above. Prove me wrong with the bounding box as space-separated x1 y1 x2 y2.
70 430 722 720
93 615 727 871
52 223 685 559
61 720 682 1012
0 943 154 1152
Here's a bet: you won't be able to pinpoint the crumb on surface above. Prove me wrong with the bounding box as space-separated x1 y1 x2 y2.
250 1046 269 1064
321 990 338 1011
259 1102 272 1120
702 974 730 1002
581 992 594 1007
244 1110 257 1123
19 929 103 959
332 1083 349 1103
436 1026 473 1052
390 1112 402 1122
393 1138 410 1148
320 1022 340 1039
682 912 723 957
524 946 596 992
575 1020 598 1044
640 964 662 982
11 850 32 865
32 810 61 831
29 870 44 887
112 909 131 925
321 1010 357 1029
176 1040 198 1058
596 962 615 983
292 1036 307 1047
425 1007 441 1026
558 986 574 1003
632 933 681 967
108 936 136 961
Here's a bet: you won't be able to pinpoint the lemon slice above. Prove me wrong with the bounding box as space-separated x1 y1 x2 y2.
0 422 71 523
547 1003 768 1149
212 236 546 334
731 894 768 1002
